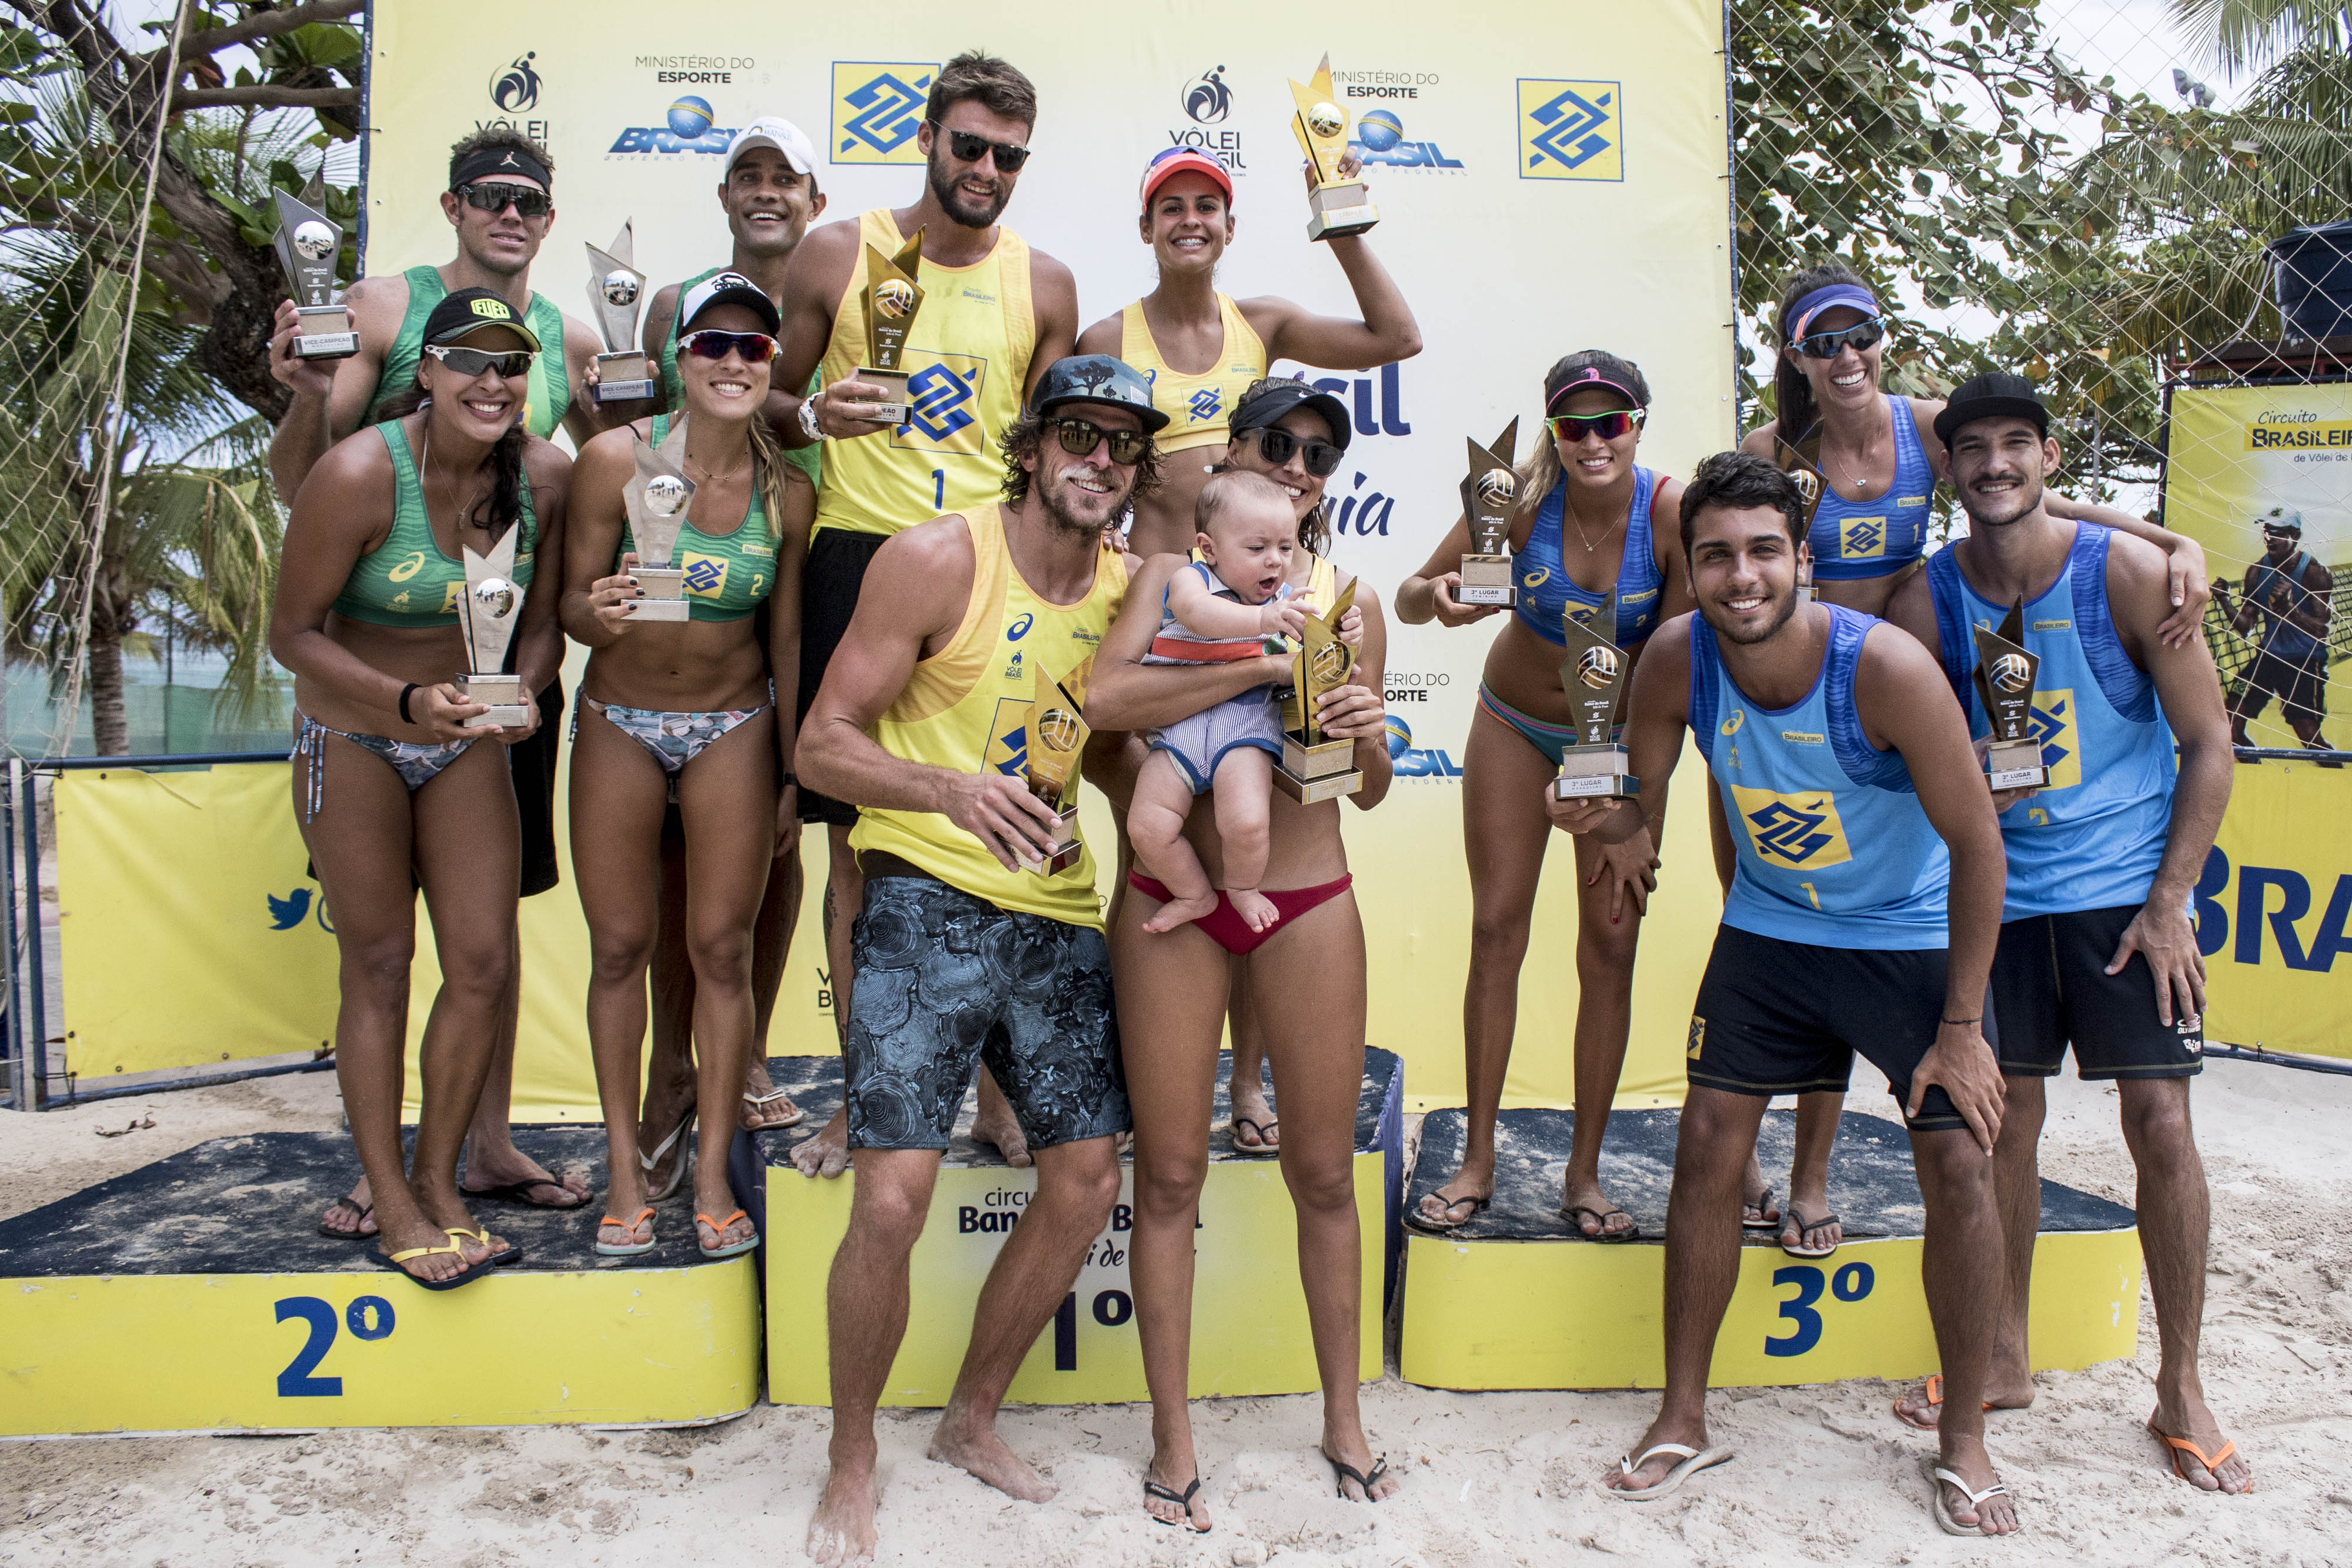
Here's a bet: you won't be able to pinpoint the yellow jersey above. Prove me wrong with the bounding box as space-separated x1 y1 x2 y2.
850 503 1128 925
1119 293 1268 454
816 210 1035 539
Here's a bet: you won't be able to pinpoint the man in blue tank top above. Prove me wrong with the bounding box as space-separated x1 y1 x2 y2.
2218 507 2334 754
1555 452 2019 1534
1886 374 2248 1493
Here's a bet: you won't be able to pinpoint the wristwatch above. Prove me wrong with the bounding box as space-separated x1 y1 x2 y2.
798 395 822 444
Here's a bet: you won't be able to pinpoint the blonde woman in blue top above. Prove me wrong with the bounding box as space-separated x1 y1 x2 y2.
562 275 812 1260
268 288 571 1289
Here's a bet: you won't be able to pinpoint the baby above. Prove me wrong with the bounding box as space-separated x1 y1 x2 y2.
1131 471 1307 934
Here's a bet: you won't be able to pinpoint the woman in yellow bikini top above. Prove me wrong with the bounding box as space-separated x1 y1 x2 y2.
1075 146 1424 560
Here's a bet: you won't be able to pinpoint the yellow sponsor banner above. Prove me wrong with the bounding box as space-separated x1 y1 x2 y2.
55 764 338 1080
2196 755 2352 1059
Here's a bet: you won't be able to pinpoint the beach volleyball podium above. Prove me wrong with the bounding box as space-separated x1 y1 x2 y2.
0 1128 759 1436
749 1049 1405 1407
1398 1106 2143 1390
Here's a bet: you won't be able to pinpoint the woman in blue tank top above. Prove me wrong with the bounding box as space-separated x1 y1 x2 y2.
1396 351 1692 1237
269 287 573 1289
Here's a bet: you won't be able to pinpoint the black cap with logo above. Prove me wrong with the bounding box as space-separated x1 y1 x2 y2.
1934 371 2049 445
420 287 542 352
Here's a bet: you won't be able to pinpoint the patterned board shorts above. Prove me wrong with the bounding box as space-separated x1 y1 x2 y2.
843 872 1130 1152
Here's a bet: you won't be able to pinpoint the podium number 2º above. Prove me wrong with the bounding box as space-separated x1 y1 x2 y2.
273 1295 396 1397
1765 1261 1873 1358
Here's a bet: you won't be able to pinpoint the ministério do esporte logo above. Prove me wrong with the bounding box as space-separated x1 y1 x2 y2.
607 95 735 158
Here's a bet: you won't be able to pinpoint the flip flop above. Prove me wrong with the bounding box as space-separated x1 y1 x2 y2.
696 1208 760 1259
741 1086 807 1130
1564 1205 1642 1242
1323 1450 1390 1502
1229 1115 1279 1155
2147 1415 2252 1493
376 1235 493 1292
1142 1473 1211 1532
449 1227 523 1269
1406 1191 1490 1233
1927 1458 2013 1536
1605 1442 1733 1501
1742 1185 1780 1232
316 1195 376 1240
1892 1373 1995 1431
1780 1203 1840 1259
461 1176 590 1210
594 1207 657 1258
639 1108 695 1203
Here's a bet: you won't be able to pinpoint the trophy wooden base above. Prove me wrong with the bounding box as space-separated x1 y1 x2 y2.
854 366 910 427
1457 554 1516 608
1986 738 2049 791
1275 733 1363 804
630 566 690 623
592 350 656 404
1019 805 1083 877
1306 182 1379 243
291 305 357 361
1552 744 1639 801
456 672 529 729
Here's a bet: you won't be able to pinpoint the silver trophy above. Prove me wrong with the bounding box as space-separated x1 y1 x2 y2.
622 419 694 621
455 525 530 727
586 221 656 404
272 190 357 361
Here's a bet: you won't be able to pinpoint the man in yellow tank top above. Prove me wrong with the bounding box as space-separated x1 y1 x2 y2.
796 356 1165 1564
770 51 1081 1175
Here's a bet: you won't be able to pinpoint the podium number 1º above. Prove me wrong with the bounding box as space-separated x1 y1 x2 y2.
273 1295 395 1396
1050 1288 1135 1370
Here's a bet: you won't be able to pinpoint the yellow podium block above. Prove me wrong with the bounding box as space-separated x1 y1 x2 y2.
756 1051 1405 1406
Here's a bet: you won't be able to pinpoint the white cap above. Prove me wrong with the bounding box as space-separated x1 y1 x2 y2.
725 116 817 176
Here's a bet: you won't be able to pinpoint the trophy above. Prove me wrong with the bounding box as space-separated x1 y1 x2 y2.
1457 419 1521 607
454 526 530 728
1973 598 2047 790
1020 664 1090 876
855 230 927 426
1777 434 1827 604
272 190 357 361
1274 580 1365 803
621 421 694 622
1287 55 1379 242
585 222 656 404
1551 591 1640 800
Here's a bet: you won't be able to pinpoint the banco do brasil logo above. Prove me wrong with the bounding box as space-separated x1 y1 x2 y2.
489 52 540 114
1184 65 1232 125
833 63 937 165
1518 79 1625 182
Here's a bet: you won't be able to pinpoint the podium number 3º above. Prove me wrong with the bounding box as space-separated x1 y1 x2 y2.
274 1295 395 1397
1764 1261 1873 1358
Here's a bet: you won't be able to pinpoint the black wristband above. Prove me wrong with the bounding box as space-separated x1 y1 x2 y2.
398 683 420 726
780 772 798 788
1941 1016 1980 1027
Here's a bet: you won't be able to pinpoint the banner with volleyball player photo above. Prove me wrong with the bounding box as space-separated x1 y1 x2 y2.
350 0 1740 1118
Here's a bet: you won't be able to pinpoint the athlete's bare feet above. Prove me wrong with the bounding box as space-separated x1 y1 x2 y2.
2149 1393 2253 1493
928 1401 1055 1502
791 1109 852 1179
970 1090 1033 1170
807 1461 878 1565
1894 1366 2035 1430
1227 887 1281 933
1141 890 1219 933
1933 1437 2020 1534
319 1175 377 1238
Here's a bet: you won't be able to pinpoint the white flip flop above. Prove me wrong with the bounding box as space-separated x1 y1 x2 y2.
638 1109 694 1202
1605 1442 1734 1501
1927 1459 2014 1536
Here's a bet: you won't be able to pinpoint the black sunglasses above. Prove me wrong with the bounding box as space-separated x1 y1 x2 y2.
1792 316 1886 360
1247 426 1344 479
1050 416 1148 466
456 182 552 219
928 119 1031 173
679 329 777 364
423 343 535 379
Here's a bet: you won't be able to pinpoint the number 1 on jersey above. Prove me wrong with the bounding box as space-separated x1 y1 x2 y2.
1799 881 1821 910
931 469 945 510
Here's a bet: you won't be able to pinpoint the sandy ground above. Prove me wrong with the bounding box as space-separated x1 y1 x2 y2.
3 1059 2348 1567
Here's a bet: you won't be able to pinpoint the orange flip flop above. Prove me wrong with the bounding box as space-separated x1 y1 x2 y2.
594 1207 656 1258
2147 1416 2251 1493
1893 1373 1994 1430
697 1208 759 1259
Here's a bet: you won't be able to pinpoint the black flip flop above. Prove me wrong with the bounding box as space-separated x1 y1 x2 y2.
1405 1192 1490 1233
1780 1204 1841 1259
1230 1116 1279 1156
1143 1473 1211 1532
373 1236 494 1292
1325 1452 1390 1502
316 1196 375 1241
462 1176 591 1211
1563 1204 1642 1242
1742 1185 1781 1232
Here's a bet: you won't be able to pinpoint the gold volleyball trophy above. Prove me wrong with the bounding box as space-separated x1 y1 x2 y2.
272 190 357 361
585 221 656 404
1288 55 1379 242
622 423 694 623
1777 435 1827 604
1275 580 1365 803
856 230 927 426
1456 419 1521 607
1551 591 1640 800
1021 665 1090 876
454 527 530 728
1973 599 2047 790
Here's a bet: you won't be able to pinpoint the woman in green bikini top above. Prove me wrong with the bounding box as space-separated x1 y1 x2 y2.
558 272 814 1263
267 285 573 1290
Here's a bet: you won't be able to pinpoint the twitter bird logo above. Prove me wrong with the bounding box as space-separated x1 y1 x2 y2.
266 887 312 930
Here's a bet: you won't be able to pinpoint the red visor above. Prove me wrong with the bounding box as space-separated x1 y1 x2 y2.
1141 148 1235 208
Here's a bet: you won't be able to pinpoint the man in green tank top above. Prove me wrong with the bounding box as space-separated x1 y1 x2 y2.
266 128 614 506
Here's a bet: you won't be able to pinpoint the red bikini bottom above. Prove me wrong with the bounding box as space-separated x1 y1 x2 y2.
1125 872 1355 957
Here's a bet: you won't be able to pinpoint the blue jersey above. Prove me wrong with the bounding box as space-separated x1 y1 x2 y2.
1805 396 1937 581
1514 466 1667 646
2251 548 2327 661
1927 524 2174 920
1691 604 1951 948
